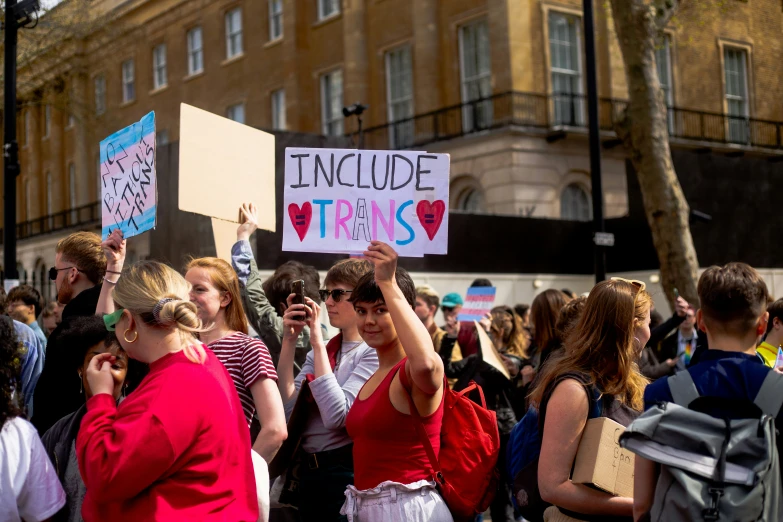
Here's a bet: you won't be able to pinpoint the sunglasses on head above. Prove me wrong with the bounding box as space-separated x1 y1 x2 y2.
610 277 647 293
104 308 124 331
319 289 353 302
49 266 83 281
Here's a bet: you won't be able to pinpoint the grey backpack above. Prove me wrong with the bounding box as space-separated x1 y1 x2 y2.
619 370 783 521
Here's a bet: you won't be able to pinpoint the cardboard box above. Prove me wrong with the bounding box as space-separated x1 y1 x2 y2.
571 417 635 497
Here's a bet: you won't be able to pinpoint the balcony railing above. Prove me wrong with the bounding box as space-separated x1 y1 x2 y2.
357 91 783 151
0 201 101 243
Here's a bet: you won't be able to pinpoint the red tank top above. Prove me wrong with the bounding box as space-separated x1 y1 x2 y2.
346 358 444 490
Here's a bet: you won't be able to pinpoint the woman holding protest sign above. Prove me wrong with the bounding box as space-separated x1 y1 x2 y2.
78 261 258 520
525 279 649 521
341 241 451 522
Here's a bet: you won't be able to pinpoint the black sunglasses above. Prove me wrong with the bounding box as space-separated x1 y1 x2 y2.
319 289 353 302
49 266 82 281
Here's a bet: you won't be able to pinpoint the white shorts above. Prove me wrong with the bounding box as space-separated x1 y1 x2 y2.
340 479 454 522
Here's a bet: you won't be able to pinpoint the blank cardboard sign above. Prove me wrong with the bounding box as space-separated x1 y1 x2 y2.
178 103 276 231
211 218 239 263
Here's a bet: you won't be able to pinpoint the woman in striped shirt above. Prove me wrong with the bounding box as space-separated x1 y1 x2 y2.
185 257 287 462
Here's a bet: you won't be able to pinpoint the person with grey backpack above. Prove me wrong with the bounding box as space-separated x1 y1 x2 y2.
621 263 783 522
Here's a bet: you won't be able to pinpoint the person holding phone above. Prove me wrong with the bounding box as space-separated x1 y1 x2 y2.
276 259 378 521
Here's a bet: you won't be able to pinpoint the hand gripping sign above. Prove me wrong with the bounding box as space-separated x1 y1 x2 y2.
100 111 157 240
282 148 449 257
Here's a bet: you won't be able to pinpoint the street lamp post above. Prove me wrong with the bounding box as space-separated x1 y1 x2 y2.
3 0 39 283
583 0 609 283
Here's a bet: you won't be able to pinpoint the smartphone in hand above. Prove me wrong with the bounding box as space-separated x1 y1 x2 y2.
291 280 309 320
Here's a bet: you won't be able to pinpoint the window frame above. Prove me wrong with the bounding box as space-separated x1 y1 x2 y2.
24 110 31 145
320 69 344 136
458 18 493 131
187 26 204 76
94 74 107 115
271 89 287 130
227 102 246 124
269 0 283 41
225 7 244 59
560 183 592 222
385 45 415 149
121 59 135 103
152 43 168 90
547 10 584 126
318 0 340 21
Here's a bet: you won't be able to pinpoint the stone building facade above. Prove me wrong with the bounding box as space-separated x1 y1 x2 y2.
1 0 782 297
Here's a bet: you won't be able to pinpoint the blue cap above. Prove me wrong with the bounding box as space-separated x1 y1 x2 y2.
441 293 464 308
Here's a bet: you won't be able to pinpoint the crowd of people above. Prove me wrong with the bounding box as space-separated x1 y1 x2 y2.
2 201 783 522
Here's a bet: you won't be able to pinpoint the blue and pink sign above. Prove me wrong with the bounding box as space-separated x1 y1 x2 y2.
100 111 157 240
457 287 497 322
282 148 449 257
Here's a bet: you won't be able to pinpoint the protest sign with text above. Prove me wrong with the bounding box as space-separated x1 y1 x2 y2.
100 111 157 240
282 148 449 257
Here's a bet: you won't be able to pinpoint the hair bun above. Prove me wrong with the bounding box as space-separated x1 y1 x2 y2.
156 298 202 332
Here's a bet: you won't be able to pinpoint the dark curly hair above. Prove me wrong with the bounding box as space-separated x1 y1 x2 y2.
0 316 24 428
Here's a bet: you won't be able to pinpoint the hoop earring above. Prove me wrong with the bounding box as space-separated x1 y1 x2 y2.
78 372 83 394
124 328 139 343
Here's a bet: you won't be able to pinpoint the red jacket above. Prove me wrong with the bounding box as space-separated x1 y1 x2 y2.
77 349 258 521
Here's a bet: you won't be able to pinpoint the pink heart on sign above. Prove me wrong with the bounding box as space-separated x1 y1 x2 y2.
416 200 446 241
288 202 312 241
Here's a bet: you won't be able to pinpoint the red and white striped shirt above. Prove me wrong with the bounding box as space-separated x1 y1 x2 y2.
207 332 277 427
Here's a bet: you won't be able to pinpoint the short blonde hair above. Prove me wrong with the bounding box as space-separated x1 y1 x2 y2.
415 285 440 309
56 232 106 284
112 261 206 364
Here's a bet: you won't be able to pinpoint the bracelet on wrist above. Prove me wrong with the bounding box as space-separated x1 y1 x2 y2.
105 276 120 284
106 270 122 275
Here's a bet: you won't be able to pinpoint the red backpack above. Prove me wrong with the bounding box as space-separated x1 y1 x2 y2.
399 368 500 521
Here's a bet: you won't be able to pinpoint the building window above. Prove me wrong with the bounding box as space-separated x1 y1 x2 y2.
318 0 340 20
95 75 106 115
153 43 167 90
225 7 243 59
68 163 77 222
271 89 286 130
122 59 135 103
724 47 749 144
187 27 204 75
43 105 51 139
455 187 486 213
560 183 591 221
459 19 492 131
227 103 246 124
321 69 343 136
269 0 283 40
655 35 674 134
386 46 414 149
156 129 169 147
549 12 583 126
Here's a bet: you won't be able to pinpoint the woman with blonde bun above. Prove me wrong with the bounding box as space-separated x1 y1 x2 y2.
78 261 258 521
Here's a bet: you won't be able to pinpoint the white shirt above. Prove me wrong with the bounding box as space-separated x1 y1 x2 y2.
0 417 66 522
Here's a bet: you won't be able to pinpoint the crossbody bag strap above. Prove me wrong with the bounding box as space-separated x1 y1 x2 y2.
397 363 443 476
753 370 783 417
667 370 701 407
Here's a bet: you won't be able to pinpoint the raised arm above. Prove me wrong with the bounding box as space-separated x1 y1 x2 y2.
363 241 444 395
278 295 310 403
96 229 125 316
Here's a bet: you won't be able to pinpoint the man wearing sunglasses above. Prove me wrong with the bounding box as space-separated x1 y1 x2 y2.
33 231 107 435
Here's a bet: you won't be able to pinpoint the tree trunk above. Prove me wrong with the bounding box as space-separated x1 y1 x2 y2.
608 0 700 308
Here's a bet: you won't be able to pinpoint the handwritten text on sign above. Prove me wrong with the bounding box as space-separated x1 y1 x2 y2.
100 111 157 240
282 148 449 257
